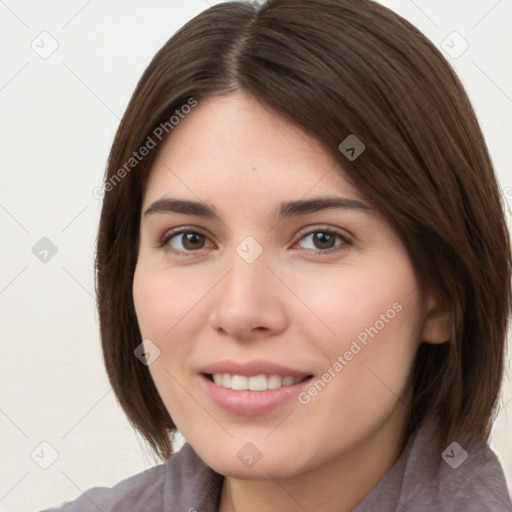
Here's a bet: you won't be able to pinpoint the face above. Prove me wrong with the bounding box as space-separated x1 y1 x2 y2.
133 90 432 479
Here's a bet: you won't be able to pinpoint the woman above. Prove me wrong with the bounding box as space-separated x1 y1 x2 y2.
44 0 512 510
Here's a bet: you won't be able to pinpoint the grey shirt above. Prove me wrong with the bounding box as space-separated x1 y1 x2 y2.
41 422 512 511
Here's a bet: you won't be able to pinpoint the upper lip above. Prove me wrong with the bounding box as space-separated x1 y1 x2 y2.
200 359 312 378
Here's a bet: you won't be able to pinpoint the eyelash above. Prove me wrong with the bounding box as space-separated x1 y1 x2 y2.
158 226 352 257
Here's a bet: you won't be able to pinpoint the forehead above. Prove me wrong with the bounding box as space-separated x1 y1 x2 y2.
142 91 365 209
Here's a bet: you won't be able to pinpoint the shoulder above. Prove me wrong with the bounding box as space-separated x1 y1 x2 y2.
40 460 167 512
428 439 512 511
398 424 512 512
355 421 512 512
39 443 222 512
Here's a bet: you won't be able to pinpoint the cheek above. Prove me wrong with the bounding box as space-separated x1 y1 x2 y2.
284 253 422 352
132 263 208 341
132 265 197 405
288 251 423 409
132 262 214 388
294 292 422 450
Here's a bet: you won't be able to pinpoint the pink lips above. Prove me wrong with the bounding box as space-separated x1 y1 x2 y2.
200 359 310 378
199 359 313 416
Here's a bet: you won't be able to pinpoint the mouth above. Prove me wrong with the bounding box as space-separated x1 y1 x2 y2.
198 361 315 416
204 373 312 391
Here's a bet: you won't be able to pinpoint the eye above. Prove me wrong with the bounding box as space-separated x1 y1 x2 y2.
295 228 351 253
160 229 214 253
158 227 351 255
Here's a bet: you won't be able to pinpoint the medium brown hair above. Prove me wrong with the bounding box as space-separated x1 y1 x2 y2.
95 0 511 460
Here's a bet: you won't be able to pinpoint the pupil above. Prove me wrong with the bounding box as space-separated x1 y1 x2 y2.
314 232 334 249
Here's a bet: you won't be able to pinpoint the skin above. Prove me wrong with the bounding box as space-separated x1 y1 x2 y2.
132 90 450 512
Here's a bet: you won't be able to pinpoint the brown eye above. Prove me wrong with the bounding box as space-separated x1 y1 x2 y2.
312 232 336 250
297 229 350 252
164 231 214 252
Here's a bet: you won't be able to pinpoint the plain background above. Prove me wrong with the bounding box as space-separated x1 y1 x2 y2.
0 0 511 510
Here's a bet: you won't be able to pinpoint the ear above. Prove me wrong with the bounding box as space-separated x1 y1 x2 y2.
421 294 452 344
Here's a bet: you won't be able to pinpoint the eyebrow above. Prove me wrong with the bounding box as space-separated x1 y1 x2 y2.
143 196 372 220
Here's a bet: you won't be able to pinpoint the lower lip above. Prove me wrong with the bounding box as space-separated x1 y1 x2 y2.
200 374 313 416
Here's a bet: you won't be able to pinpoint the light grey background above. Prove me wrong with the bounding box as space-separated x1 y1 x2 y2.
0 1 511 510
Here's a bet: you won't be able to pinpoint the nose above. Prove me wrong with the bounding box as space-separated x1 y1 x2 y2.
207 249 288 340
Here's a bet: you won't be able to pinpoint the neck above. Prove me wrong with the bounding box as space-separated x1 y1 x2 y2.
218 406 408 512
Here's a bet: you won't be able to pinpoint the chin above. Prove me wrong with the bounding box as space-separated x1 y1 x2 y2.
190 439 309 480
208 457 302 480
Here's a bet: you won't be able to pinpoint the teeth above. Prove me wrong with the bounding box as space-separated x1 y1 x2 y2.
249 375 267 391
211 373 303 391
222 373 232 388
282 376 296 386
267 375 283 389
231 375 248 390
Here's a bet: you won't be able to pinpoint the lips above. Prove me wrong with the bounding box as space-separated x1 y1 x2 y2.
199 359 314 415
200 359 311 379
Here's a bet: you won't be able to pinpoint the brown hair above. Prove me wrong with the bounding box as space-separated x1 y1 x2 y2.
95 0 511 460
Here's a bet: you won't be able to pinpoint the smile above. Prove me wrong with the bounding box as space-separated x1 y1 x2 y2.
210 373 306 391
